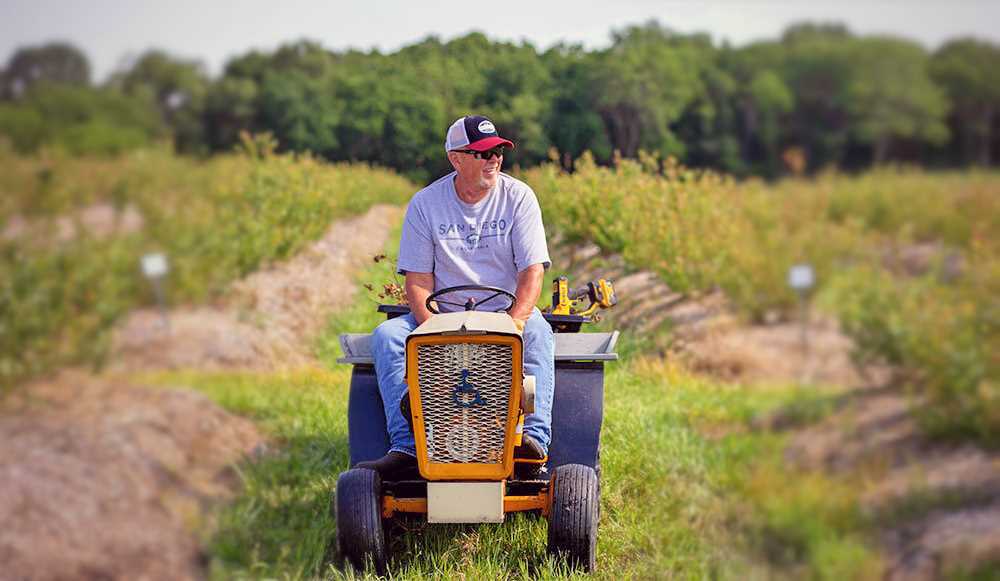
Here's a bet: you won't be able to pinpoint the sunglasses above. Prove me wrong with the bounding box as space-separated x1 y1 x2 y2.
457 146 506 160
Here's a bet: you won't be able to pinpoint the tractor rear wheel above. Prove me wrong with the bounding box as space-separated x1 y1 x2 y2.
335 468 388 574
547 463 599 572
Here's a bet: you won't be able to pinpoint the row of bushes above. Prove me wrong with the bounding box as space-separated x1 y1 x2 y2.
524 157 999 444
0 136 414 387
526 153 862 317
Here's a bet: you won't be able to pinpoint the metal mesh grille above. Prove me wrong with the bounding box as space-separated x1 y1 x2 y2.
416 342 513 464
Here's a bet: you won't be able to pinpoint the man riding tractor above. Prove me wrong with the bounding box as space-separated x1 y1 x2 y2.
335 116 616 574
357 115 554 478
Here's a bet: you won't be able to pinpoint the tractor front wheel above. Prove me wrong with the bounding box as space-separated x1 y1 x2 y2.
547 463 599 572
335 468 388 574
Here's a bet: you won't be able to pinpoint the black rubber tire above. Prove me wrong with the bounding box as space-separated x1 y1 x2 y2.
335 468 388 575
547 464 599 572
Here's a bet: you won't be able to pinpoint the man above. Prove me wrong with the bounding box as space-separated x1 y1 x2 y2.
358 115 554 478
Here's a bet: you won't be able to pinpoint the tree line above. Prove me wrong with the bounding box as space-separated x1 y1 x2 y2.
2 21 998 179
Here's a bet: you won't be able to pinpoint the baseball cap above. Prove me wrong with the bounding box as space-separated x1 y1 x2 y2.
445 115 515 152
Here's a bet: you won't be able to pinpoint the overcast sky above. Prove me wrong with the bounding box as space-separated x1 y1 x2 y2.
2 0 998 81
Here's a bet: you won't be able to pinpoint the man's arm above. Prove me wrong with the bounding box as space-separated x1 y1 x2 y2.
508 263 545 325
405 271 435 325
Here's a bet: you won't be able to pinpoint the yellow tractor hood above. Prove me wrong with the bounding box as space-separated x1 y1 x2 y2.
410 311 521 337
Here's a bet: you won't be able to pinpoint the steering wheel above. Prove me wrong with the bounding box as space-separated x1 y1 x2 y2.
426 285 517 315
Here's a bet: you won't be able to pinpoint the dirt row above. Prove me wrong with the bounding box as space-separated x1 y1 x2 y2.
0 205 402 581
110 205 403 372
0 372 262 580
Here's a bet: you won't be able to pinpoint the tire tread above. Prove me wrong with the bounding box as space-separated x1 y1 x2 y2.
335 468 387 574
547 463 599 571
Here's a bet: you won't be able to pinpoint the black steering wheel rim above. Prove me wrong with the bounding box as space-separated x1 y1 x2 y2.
425 284 517 314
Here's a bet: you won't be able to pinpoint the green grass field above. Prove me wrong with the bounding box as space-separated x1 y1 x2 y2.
141 237 881 580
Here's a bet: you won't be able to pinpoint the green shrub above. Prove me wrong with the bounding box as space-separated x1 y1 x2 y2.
824 265 999 445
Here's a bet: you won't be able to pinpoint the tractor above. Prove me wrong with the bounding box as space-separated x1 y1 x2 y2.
334 277 617 573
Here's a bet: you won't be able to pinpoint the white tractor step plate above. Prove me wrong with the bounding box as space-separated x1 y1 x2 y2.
427 481 505 523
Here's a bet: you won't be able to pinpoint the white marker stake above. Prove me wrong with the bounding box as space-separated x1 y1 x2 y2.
141 253 170 330
787 264 815 369
788 264 815 292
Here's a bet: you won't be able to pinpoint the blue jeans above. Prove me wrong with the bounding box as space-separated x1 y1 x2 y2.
370 308 555 457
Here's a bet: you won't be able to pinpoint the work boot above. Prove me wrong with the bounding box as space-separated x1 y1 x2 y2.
514 434 546 460
354 451 417 479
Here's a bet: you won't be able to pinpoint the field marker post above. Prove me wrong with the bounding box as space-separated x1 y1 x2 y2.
787 264 815 380
141 252 170 331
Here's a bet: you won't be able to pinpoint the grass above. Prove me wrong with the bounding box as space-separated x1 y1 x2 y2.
139 238 884 579
144 354 882 579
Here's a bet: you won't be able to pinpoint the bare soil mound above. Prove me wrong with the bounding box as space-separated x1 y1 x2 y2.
672 310 875 387
0 370 262 581
552 241 866 387
110 204 402 371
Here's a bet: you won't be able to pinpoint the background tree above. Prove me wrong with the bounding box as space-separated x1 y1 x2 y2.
542 44 610 167
202 50 273 151
931 39 1000 166
673 40 743 173
112 50 209 153
778 23 857 170
365 54 449 180
592 22 706 158
472 38 555 167
844 37 949 164
723 42 795 176
1 42 91 99
2 23 998 174
258 68 341 157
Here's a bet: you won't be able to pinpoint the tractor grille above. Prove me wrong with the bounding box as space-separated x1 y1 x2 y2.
416 342 514 464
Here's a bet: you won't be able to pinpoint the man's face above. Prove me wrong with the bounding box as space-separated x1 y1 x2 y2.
449 147 505 190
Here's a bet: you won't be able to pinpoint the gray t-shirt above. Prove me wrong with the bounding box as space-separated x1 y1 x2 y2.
397 171 550 311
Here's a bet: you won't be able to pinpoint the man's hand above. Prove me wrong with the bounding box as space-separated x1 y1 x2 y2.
512 317 527 332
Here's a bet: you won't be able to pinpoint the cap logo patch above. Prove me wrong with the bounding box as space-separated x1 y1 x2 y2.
477 120 496 134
